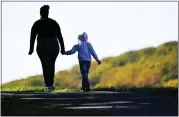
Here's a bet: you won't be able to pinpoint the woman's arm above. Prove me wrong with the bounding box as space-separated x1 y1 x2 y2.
29 22 38 55
55 21 65 54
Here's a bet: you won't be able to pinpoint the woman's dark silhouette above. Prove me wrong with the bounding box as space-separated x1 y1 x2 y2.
28 5 65 90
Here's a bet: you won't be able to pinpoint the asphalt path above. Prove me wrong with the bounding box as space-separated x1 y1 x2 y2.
1 91 178 116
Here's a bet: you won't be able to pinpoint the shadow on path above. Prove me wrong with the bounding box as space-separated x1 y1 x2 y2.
1 91 178 116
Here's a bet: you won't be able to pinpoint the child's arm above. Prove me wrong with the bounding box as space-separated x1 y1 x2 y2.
65 45 78 55
88 43 101 64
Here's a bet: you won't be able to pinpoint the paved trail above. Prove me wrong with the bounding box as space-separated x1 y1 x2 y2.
1 91 178 116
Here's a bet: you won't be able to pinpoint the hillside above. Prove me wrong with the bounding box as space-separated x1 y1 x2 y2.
2 41 178 88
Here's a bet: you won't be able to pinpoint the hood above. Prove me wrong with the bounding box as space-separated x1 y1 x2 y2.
81 32 88 42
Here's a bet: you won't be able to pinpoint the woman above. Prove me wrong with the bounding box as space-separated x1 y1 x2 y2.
28 5 65 90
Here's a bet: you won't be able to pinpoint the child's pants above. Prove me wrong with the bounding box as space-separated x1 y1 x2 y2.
79 60 91 89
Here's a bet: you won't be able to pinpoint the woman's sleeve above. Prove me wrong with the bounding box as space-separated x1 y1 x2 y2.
29 21 38 51
55 21 65 52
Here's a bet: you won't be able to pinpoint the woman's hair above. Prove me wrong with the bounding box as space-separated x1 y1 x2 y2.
40 5 50 18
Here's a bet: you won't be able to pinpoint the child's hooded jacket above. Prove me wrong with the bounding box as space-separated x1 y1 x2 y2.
66 32 99 62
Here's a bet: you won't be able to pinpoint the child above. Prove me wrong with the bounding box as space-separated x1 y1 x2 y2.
64 32 101 91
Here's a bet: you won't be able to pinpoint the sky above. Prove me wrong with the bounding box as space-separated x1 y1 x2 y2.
2 2 178 83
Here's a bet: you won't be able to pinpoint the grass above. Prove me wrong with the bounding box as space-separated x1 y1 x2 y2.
1 85 178 97
1 86 78 92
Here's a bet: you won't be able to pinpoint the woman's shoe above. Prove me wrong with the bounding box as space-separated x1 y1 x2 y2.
46 86 55 92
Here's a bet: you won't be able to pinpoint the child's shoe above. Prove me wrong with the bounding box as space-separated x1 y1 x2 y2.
80 87 84 92
85 87 90 92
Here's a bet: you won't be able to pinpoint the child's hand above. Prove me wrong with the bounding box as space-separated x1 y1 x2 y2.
97 60 101 65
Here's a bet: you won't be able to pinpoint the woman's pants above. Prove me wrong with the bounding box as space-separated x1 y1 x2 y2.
79 61 91 89
36 37 59 87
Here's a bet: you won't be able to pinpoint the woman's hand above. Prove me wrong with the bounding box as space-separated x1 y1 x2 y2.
61 49 65 55
28 50 33 55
